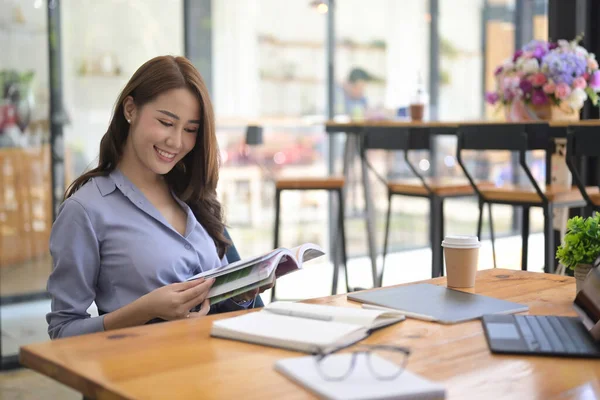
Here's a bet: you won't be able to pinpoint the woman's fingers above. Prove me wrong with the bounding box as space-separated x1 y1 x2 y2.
179 278 214 303
174 278 205 292
188 299 211 318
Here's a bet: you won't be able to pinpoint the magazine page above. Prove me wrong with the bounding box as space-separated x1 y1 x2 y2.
290 243 325 265
187 248 285 281
208 250 294 300
209 274 275 305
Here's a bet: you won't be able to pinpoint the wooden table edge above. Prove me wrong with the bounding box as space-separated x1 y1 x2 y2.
19 347 133 400
18 269 577 399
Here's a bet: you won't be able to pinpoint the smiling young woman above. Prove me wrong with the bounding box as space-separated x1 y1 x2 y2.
46 56 266 340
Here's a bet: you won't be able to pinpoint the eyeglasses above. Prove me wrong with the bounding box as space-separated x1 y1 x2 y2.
313 344 411 381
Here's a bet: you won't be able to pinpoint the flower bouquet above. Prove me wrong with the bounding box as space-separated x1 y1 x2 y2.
486 36 600 121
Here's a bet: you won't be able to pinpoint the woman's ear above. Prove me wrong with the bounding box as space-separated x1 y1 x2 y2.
123 96 137 123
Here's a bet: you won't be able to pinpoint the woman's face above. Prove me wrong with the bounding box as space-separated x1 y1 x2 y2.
123 88 201 176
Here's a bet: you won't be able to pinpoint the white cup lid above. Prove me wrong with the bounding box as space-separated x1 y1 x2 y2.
441 235 481 249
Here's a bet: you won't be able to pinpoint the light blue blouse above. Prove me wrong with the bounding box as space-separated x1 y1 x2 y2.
46 169 242 339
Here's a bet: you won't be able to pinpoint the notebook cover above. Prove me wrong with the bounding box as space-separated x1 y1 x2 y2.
275 354 446 400
347 283 528 324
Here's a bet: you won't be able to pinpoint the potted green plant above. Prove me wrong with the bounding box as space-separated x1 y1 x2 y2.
556 214 600 292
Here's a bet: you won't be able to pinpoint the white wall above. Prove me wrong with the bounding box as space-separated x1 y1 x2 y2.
212 0 260 119
439 0 484 120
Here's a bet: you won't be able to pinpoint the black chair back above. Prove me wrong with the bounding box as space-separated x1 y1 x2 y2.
456 123 549 205
361 126 433 191
567 125 600 157
567 125 600 210
362 126 414 151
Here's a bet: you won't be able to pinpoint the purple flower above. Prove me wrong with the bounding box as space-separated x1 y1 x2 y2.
513 50 524 62
590 71 600 90
485 91 500 105
541 52 588 86
549 42 559 50
531 89 548 105
523 40 548 52
532 46 546 60
523 40 549 60
519 79 533 94
494 65 503 76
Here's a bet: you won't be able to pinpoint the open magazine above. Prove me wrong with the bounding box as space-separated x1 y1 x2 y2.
187 243 325 305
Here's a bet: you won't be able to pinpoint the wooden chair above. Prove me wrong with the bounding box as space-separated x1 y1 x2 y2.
457 123 595 273
244 125 350 301
566 124 600 212
361 126 492 285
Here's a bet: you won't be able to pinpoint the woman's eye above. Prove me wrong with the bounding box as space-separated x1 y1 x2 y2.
159 120 173 127
185 128 199 133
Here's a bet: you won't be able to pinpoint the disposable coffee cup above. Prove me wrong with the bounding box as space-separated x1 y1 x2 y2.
441 236 480 288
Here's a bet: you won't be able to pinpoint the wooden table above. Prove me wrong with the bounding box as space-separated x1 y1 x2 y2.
20 269 600 400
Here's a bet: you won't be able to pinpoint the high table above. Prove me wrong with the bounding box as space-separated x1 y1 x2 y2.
20 269 598 399
326 120 600 285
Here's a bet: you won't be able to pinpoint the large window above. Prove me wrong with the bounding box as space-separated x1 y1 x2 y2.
211 0 331 298
1 0 52 365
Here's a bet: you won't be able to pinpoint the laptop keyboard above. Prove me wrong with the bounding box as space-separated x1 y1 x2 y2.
514 315 597 355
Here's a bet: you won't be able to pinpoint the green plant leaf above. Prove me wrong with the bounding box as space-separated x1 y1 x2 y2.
585 86 599 106
557 214 600 269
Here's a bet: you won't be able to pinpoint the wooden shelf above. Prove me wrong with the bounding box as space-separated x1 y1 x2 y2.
261 76 321 84
258 37 386 51
260 76 387 86
0 23 46 35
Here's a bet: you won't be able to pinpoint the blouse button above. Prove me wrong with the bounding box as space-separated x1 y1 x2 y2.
185 244 192 250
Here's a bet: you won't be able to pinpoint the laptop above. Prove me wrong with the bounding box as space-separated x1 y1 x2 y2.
347 283 528 324
482 267 600 358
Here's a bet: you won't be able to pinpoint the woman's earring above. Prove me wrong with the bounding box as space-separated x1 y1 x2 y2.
126 119 131 124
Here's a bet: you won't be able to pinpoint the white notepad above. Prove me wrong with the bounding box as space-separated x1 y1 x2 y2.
275 354 446 400
211 302 405 353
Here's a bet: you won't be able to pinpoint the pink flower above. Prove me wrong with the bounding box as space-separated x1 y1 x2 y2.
555 83 572 100
584 72 590 81
523 51 534 59
530 73 547 87
588 58 599 70
542 82 556 94
573 77 587 89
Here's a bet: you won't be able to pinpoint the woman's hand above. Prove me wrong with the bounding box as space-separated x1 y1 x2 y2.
231 280 275 304
141 278 215 320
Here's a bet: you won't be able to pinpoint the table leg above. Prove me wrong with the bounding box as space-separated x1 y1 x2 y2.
521 206 530 271
544 203 555 274
353 134 379 287
430 196 444 278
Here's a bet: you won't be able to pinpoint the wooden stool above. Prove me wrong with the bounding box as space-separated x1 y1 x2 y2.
362 126 490 284
272 177 349 300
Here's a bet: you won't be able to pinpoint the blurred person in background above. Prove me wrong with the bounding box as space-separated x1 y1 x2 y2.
339 67 371 119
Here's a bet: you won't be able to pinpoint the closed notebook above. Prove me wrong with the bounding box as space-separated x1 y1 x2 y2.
275 354 446 400
210 302 405 353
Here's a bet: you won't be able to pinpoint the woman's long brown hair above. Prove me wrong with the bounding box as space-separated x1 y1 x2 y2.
65 56 230 257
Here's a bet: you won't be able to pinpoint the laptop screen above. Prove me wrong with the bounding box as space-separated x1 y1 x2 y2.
574 267 600 340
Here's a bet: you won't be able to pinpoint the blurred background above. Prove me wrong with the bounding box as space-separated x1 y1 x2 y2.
1 0 556 375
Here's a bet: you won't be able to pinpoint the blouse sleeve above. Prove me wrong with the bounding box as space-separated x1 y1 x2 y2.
46 198 106 339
